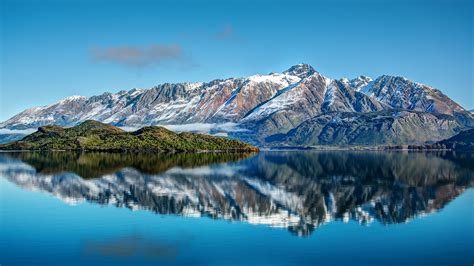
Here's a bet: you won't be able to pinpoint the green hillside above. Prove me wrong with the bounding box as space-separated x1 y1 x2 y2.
0 120 259 152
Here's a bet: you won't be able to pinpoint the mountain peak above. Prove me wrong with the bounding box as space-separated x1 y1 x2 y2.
59 95 87 104
283 63 316 78
375 75 409 83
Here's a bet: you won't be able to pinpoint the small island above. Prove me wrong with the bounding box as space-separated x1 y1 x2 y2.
0 120 259 153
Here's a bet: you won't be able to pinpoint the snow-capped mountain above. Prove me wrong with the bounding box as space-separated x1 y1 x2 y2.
1 64 472 145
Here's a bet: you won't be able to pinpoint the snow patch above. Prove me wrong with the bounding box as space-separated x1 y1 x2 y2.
322 84 336 107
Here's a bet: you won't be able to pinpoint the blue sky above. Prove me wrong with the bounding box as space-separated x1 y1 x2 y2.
1 0 473 121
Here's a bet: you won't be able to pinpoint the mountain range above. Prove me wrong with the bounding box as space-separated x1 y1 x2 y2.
1 64 472 146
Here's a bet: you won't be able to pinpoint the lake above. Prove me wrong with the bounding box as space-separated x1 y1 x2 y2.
0 151 473 265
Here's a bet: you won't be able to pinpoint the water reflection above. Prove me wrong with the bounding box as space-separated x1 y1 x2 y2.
1 152 253 179
83 234 179 261
0 151 472 236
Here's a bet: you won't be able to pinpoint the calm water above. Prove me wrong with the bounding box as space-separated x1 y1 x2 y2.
0 151 473 265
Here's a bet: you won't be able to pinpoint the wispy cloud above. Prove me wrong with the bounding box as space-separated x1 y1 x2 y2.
215 25 237 40
119 122 248 136
160 122 245 133
91 44 193 68
0 128 36 135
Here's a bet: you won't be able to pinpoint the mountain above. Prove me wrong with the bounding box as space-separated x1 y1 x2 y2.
1 64 472 146
360 75 474 127
0 120 258 152
1 151 472 236
436 128 474 151
268 110 461 146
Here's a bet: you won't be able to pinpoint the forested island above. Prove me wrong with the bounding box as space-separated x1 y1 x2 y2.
0 120 259 153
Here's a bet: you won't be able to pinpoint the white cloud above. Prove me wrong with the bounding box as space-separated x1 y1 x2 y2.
92 44 182 67
119 122 248 136
0 128 36 135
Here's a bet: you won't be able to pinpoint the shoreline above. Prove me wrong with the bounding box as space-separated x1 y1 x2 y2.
262 145 471 152
0 148 259 153
3 147 471 153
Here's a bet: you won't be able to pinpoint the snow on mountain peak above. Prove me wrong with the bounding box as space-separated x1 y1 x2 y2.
352 76 373 93
184 82 203 90
128 88 145 97
247 73 301 86
61 95 87 102
353 75 372 84
1 63 472 134
283 63 316 78
340 76 373 91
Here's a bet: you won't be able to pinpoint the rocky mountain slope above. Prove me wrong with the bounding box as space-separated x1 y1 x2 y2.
269 110 461 146
1 64 472 146
436 128 474 151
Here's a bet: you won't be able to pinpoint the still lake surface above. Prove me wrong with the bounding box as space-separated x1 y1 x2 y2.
0 151 473 265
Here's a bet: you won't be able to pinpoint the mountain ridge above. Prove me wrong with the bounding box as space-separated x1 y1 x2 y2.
1 64 472 146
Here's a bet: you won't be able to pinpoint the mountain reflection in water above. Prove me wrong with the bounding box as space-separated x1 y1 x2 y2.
0 151 472 237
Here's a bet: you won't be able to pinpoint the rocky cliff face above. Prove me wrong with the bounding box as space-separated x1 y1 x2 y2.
1 64 472 146
268 110 462 146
